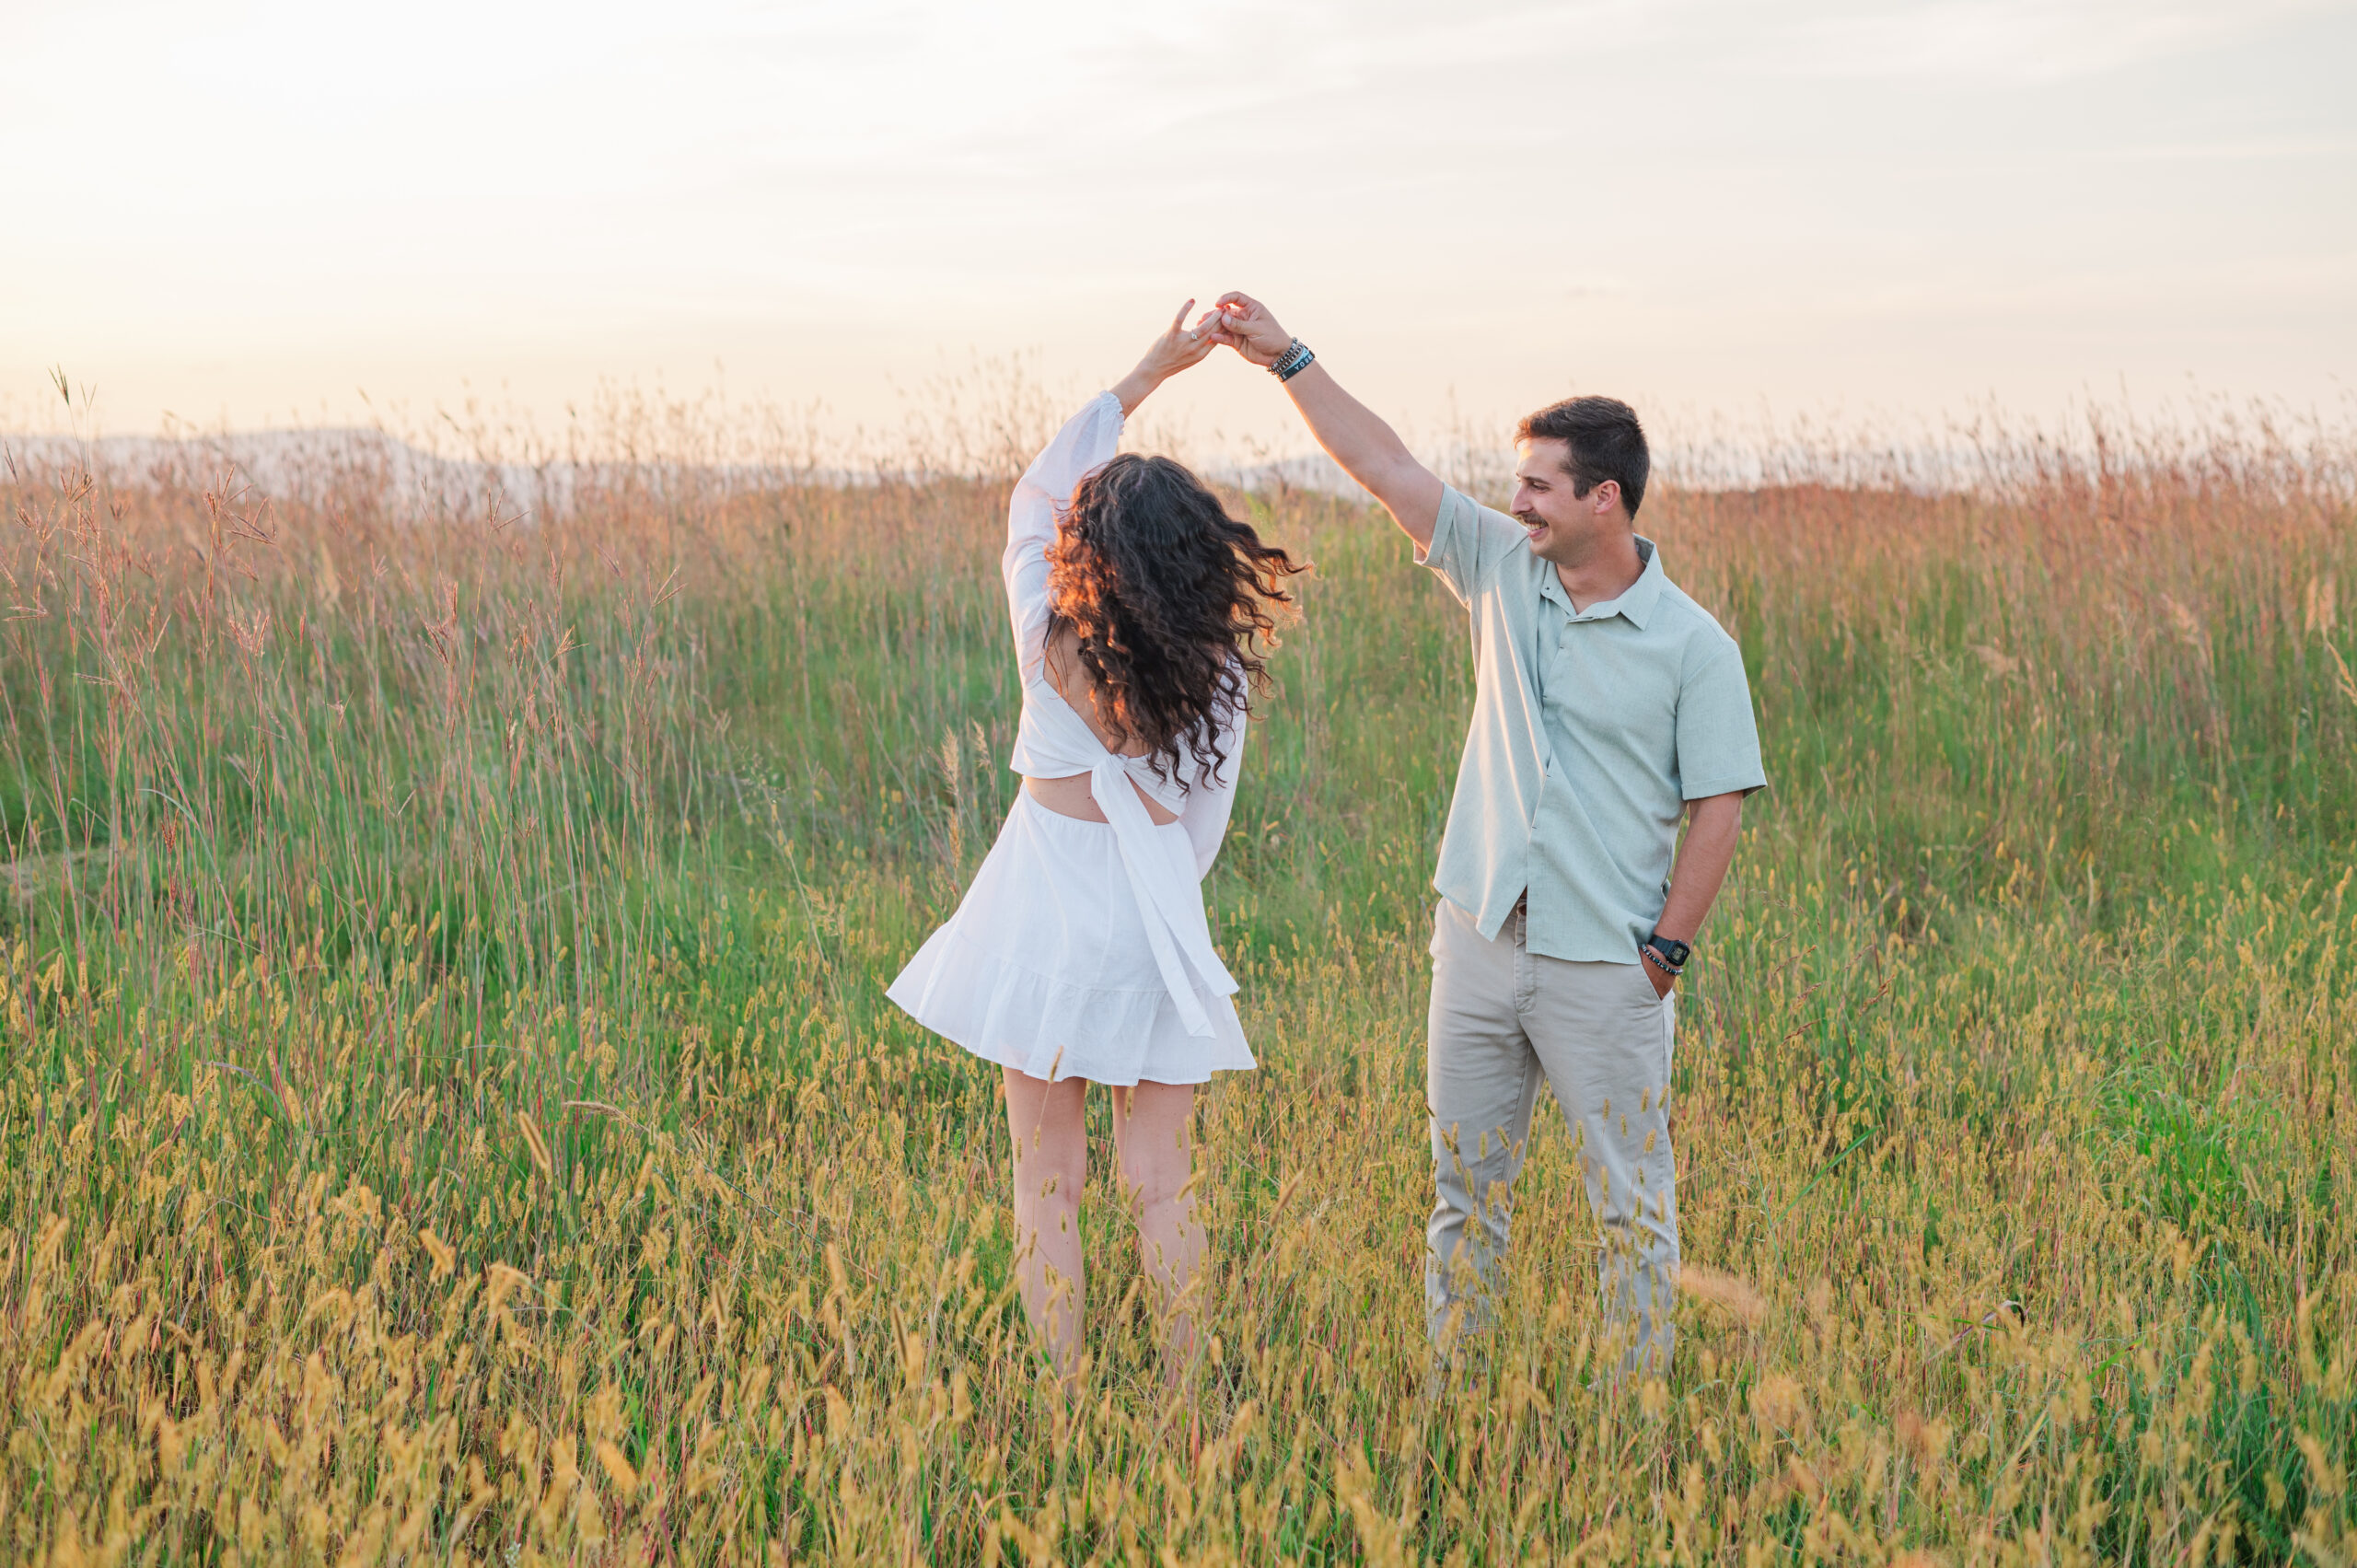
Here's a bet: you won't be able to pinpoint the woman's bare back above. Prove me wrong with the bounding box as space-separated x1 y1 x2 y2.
1023 625 1180 825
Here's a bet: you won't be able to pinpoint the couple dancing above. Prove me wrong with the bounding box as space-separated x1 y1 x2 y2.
887 294 1765 1388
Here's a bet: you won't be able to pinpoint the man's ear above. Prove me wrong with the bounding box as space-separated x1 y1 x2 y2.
1590 479 1621 516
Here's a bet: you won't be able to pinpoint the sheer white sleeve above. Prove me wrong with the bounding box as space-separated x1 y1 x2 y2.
1178 694 1248 878
1004 391 1124 683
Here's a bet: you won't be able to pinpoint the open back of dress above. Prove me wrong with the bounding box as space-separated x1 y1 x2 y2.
884 392 1255 1085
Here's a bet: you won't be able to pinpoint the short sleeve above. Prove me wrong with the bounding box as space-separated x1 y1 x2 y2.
1674 644 1768 800
1415 486 1529 608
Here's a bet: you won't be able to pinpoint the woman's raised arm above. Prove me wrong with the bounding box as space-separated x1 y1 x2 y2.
1110 298 1225 417
1004 302 1228 676
1008 393 1125 557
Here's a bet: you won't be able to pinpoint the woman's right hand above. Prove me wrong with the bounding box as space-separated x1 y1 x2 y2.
1112 299 1226 416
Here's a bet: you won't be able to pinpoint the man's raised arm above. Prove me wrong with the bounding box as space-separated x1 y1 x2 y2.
1214 292 1446 552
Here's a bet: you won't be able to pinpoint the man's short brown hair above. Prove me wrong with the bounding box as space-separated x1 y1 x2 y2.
1515 396 1649 518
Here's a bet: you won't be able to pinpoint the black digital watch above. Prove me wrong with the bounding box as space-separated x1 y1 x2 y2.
1643 932 1691 971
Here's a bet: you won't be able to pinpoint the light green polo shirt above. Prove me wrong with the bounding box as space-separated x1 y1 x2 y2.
1417 485 1766 963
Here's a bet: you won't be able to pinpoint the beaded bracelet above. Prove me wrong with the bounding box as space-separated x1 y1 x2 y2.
1642 945 1684 978
1271 338 1316 382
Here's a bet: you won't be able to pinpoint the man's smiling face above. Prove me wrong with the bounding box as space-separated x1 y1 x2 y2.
1510 436 1625 565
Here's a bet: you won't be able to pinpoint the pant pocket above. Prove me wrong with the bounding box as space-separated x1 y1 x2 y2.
1627 957 1666 1006
1432 897 1480 961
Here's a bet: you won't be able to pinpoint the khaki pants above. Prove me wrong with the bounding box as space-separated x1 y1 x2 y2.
1425 897 1679 1373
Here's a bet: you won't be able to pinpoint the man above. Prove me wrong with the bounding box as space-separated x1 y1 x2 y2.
1212 293 1765 1375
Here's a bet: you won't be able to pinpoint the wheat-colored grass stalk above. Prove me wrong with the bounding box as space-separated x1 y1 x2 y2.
0 392 2350 1562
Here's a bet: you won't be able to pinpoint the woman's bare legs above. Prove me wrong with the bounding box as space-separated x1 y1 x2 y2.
1002 1068 1088 1383
1003 1071 1203 1388
1110 1081 1203 1384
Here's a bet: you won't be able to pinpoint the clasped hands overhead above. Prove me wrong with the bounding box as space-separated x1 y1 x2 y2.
1113 293 1303 415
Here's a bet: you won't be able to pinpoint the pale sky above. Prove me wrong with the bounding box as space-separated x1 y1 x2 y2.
5 0 2351 454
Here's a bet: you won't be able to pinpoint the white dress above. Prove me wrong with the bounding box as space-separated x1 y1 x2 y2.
885 392 1256 1086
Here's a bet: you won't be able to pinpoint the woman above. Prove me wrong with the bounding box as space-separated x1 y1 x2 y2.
888 302 1304 1386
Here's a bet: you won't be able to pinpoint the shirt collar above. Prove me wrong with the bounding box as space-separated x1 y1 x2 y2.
1539 535 1666 628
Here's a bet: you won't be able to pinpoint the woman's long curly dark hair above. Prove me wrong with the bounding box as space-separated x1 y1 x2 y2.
1045 454 1307 789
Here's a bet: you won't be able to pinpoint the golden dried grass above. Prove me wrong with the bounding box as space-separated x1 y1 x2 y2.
0 392 2351 1562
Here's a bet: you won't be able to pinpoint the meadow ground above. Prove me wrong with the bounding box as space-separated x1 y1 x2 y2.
2 401 2355 1564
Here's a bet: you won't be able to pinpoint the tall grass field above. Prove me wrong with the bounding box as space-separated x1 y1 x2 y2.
3 398 2354 1564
